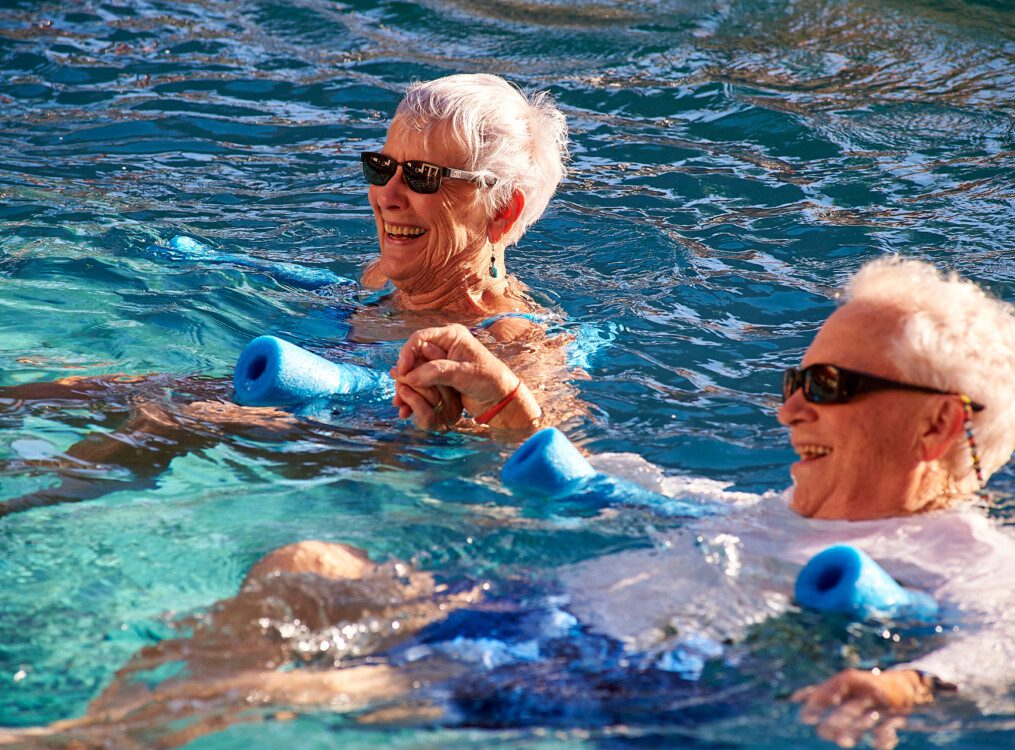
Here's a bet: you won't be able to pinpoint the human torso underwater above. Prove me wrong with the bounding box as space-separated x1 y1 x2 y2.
560 485 1015 706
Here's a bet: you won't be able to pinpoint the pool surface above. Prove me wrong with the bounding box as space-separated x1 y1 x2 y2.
1 0 1013 747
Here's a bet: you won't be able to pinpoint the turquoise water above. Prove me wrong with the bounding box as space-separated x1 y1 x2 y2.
1 0 1013 746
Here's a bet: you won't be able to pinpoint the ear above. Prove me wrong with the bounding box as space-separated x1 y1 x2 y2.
487 190 525 245
918 396 966 463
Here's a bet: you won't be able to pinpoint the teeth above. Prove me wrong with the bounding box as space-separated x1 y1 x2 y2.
797 444 832 458
385 223 426 237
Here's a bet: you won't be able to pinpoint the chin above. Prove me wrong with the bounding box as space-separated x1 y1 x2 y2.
787 478 824 518
376 253 412 282
789 493 818 518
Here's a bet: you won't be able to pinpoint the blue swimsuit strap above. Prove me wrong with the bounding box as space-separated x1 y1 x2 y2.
472 311 550 332
358 281 397 306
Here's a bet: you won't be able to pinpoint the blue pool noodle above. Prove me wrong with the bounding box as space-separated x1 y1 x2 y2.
233 335 391 407
501 428 709 516
795 545 939 622
502 428 598 495
147 235 353 290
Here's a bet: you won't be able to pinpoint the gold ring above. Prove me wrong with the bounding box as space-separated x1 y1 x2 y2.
433 399 445 416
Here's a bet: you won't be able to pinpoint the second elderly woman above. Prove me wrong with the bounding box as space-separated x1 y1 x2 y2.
396 257 1015 749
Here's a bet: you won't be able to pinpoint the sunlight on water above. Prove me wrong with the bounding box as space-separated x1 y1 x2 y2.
0 0 1012 746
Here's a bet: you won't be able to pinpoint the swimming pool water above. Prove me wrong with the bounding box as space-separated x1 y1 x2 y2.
1 0 1013 747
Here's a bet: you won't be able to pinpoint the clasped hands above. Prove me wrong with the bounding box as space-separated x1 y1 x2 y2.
391 324 540 431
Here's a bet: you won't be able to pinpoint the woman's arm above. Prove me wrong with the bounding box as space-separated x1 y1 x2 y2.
0 660 463 748
0 542 478 747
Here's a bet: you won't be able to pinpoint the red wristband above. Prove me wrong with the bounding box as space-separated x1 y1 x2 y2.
474 380 521 425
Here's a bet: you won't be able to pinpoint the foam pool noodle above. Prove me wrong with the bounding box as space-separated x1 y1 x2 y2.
795 545 939 622
233 335 391 407
146 235 353 290
501 428 710 517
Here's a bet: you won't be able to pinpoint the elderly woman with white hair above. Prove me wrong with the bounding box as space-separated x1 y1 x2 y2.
360 73 570 430
0 72 577 735
0 73 573 516
399 257 1015 748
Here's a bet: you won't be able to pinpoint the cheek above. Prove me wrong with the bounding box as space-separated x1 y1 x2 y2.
842 407 916 472
428 191 486 254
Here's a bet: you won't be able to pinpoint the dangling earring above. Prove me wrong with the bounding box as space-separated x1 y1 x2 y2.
490 249 499 278
960 395 987 499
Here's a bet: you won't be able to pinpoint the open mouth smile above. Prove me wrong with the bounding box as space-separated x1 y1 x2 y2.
794 443 832 461
384 222 427 239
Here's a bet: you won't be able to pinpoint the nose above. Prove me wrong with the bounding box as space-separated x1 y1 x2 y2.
777 387 815 427
371 166 410 211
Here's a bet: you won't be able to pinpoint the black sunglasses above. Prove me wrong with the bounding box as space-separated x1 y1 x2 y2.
361 152 496 194
782 363 985 411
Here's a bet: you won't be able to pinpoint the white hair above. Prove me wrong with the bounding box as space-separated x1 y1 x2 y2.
395 73 568 247
845 257 1015 482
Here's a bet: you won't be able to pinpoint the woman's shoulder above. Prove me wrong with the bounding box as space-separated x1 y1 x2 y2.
481 312 550 343
475 284 555 343
359 261 388 290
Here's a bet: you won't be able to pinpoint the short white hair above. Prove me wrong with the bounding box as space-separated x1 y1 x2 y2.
395 73 568 247
845 257 1015 482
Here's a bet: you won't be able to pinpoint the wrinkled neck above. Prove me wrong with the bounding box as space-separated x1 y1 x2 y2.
792 461 963 522
392 243 509 316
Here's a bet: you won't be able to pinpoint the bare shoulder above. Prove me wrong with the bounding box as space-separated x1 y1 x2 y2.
486 314 547 344
360 260 388 289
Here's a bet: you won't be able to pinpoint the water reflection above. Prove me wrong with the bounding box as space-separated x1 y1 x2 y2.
1 0 1013 743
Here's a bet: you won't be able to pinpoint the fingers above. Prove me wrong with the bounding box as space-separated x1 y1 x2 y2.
392 348 463 428
392 388 412 420
395 383 439 430
397 324 480 377
816 700 905 750
399 359 474 394
794 670 914 750
394 381 462 431
395 339 420 378
419 341 448 362
394 340 449 378
394 324 522 427
873 715 905 750
817 696 874 748
790 685 816 704
794 677 850 725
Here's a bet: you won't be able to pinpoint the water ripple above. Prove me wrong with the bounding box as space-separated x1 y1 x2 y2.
1 0 1013 740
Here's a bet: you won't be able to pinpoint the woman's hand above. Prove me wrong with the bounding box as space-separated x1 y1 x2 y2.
392 364 464 431
391 336 464 431
392 324 541 431
792 668 939 750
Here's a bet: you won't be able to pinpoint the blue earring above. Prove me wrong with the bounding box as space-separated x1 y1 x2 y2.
490 251 499 278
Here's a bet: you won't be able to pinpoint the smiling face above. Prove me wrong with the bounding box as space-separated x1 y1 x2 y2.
777 302 939 520
367 116 492 291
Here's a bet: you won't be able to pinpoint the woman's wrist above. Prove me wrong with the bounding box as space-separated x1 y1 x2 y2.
475 379 541 430
911 669 956 695
880 668 953 707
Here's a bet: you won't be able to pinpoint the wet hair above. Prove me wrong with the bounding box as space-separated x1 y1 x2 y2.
845 257 1015 483
395 73 568 247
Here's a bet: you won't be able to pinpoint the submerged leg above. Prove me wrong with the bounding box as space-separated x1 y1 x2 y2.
0 399 299 517
245 540 375 581
75 542 475 730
